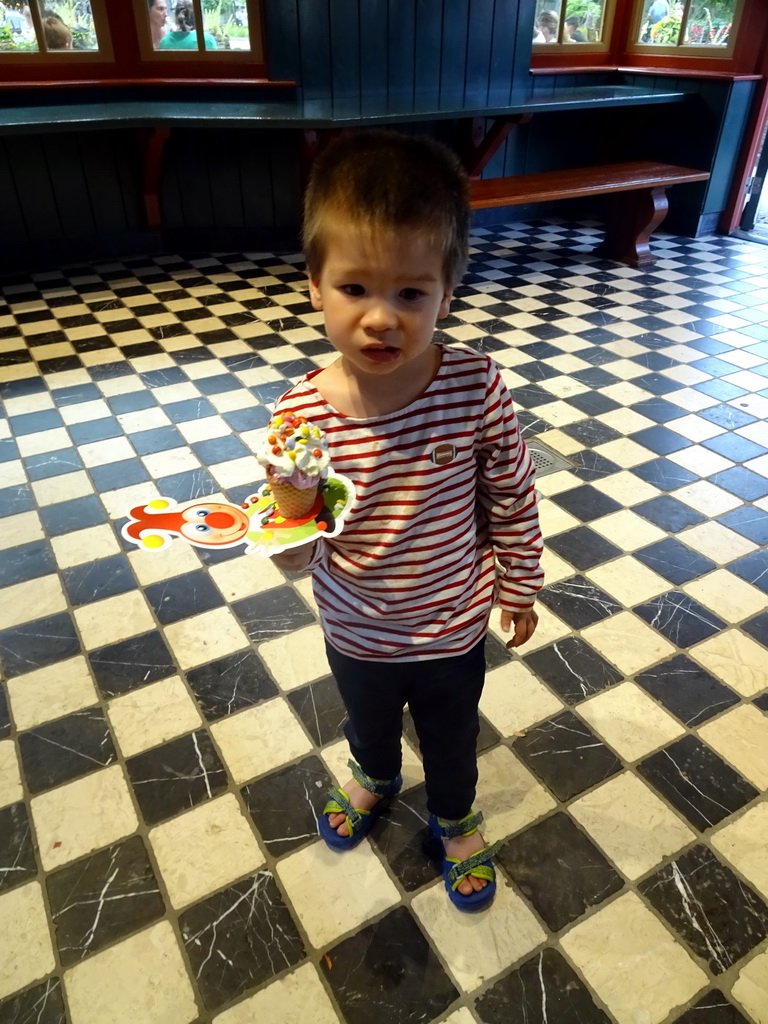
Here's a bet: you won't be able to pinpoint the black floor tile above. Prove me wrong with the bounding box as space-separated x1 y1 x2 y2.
232 586 316 643
484 632 514 670
0 539 56 588
0 611 81 678
513 711 622 801
719 506 768 545
524 637 622 705
640 845 768 974
18 707 117 794
475 947 611 1024
638 735 758 832
729 550 768 594
633 592 726 647
633 458 698 491
0 979 67 1023
703 433 766 463
550 484 623 522
635 655 740 727
537 575 621 629
711 466 768 501
287 675 347 747
126 729 229 825
62 553 137 606
634 538 716 586
568 450 622 482
635 494 707 532
369 784 442 893
672 992 751 1024
0 801 38 894
144 569 224 625
744 611 768 648
321 906 458 1024
186 649 277 721
242 756 331 858
498 812 623 932
46 835 165 967
631 424 691 456
38 495 107 537
90 458 150 492
88 630 176 697
545 527 622 571
180 874 305 1011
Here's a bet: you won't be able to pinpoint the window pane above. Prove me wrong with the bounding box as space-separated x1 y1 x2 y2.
534 4 562 43
637 1 682 45
205 0 250 51
36 0 98 50
1 5 39 51
683 1 736 45
156 1 231 51
563 1 604 42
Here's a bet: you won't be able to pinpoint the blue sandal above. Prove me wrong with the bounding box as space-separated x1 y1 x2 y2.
319 760 402 851
429 811 504 912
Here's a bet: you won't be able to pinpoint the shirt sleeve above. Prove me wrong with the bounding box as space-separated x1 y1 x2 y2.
475 362 544 612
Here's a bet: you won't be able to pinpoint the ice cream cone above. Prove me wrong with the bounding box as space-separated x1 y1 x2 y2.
267 468 319 518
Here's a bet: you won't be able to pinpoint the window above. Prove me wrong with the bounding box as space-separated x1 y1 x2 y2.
1 0 102 53
634 0 740 49
141 0 256 55
533 1 611 46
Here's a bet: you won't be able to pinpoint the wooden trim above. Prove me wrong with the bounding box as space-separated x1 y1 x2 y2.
719 77 768 233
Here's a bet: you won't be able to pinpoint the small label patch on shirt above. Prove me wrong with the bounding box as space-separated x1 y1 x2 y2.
430 443 456 466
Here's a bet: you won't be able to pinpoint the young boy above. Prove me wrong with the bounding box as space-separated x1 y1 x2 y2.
271 130 543 911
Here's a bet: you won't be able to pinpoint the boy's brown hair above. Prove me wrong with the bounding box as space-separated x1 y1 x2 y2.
303 130 469 290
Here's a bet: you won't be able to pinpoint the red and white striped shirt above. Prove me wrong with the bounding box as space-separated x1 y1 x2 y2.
274 344 543 661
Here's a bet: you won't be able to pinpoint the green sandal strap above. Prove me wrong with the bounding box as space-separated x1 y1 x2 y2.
348 759 396 797
446 840 505 890
436 811 484 838
323 787 369 836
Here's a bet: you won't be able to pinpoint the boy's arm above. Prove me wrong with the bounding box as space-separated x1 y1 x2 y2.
476 365 544 622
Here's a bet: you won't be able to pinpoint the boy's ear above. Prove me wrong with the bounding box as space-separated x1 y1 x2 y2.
308 274 323 311
437 290 453 319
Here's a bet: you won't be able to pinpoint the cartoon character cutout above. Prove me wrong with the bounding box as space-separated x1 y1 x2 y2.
122 498 252 551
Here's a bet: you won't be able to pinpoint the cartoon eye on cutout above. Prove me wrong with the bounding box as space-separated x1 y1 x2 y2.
194 523 212 533
193 508 210 518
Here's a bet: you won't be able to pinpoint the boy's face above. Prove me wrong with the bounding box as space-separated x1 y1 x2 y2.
308 222 453 380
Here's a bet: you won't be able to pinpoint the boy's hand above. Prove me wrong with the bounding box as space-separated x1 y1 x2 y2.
270 541 317 573
500 608 539 649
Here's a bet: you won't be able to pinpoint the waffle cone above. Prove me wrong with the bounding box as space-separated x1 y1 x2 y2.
267 470 319 518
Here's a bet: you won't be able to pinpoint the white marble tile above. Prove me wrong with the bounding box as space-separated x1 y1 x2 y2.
476 745 556 845
78 436 136 469
412 875 546 993
16 427 72 458
569 772 695 880
667 445 733 477
0 739 22 810
560 891 707 1024
538 546 574 585
577 682 685 762
51 523 121 568
6 656 99 731
127 538 202 586
211 698 312 784
669 413 727 443
698 705 768 790
99 481 161 520
142 447 202 479
0 574 66 631
691 630 768 697
116 406 171 434
64 921 198 1024
209 455 264 489
74 591 155 650
259 625 330 691
538 496 581 536
586 556 669 605
680 521 757 563
164 606 249 670
671 480 742 517
29 469 93 508
591 470 660 506
208 554 285 600
213 962 341 1024
581 611 675 676
276 838 400 949
587 509 666 551
732 948 768 1024
684 569 767 623
0 510 44 550
149 793 264 909
0 882 56 1001
108 675 203 758
31 764 139 871
480 660 563 737
593 438 653 469
321 735 424 794
712 803 768 903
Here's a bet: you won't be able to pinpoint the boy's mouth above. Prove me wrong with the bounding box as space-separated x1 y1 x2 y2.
361 345 401 363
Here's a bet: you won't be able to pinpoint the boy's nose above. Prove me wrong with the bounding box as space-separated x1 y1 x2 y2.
361 301 397 332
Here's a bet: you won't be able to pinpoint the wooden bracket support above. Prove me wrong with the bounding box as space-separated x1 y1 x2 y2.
598 185 669 267
137 126 171 231
463 115 530 178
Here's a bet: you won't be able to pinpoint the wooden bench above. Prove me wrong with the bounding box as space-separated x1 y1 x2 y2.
469 160 710 267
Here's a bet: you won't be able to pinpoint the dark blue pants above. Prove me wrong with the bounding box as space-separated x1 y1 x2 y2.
325 637 486 820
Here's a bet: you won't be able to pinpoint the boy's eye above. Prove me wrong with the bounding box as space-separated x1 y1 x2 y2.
400 288 424 302
340 284 365 297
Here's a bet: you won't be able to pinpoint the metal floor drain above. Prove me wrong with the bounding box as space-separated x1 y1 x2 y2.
526 439 573 476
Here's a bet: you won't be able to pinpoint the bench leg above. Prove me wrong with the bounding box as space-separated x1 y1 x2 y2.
597 186 669 267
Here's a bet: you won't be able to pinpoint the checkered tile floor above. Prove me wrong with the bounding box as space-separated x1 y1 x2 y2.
1 222 768 1024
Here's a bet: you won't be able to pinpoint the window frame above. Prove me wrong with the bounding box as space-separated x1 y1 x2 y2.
531 0 619 56
627 0 743 57
0 0 268 81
